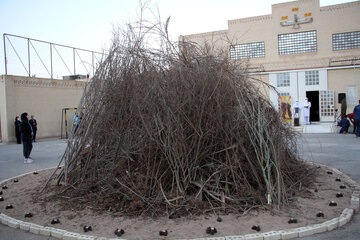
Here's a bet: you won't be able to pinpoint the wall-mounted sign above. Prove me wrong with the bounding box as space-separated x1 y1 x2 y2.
280 14 313 29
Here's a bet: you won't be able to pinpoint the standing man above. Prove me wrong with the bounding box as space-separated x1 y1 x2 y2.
303 98 311 125
20 113 34 163
29 115 38 142
73 113 79 133
353 100 360 137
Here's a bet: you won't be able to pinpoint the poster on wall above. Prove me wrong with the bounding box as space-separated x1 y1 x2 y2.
347 86 358 105
280 96 292 123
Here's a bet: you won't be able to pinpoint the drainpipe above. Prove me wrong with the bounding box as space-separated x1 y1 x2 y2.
296 71 299 102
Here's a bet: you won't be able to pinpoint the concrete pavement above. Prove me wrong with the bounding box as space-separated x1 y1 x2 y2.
297 133 360 240
0 134 359 239
0 138 67 181
0 138 66 240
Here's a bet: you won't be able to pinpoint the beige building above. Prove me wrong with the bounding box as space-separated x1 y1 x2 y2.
181 0 360 124
0 75 85 143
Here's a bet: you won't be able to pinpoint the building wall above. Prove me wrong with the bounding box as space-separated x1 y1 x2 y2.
182 0 360 123
249 73 270 98
256 67 359 123
180 30 229 56
0 75 86 142
183 0 360 71
328 67 360 113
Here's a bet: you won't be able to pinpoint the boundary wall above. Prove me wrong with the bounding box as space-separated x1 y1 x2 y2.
0 75 86 143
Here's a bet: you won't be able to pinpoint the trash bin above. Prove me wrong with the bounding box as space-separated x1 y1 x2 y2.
294 107 300 126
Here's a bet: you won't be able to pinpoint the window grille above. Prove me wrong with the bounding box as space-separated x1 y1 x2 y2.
276 72 290 87
320 90 334 117
305 70 319 86
333 31 360 51
230 42 265 60
278 31 317 55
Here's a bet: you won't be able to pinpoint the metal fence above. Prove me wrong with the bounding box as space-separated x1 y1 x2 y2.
3 33 106 79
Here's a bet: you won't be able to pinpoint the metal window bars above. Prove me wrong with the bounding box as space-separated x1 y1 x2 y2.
3 33 107 79
278 30 317 55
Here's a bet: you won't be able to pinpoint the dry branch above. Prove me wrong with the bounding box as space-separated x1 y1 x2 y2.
46 11 311 217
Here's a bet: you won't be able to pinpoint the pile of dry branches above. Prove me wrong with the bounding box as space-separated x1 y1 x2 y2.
50 16 310 217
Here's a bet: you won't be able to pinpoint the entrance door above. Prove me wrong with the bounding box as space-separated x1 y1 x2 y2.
319 90 335 122
306 91 320 122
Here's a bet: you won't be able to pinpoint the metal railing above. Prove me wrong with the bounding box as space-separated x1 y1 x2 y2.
3 33 107 79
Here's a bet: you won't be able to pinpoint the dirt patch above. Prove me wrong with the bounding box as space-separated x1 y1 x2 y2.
0 165 354 240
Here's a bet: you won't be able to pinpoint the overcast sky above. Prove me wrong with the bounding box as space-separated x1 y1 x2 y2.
0 0 357 77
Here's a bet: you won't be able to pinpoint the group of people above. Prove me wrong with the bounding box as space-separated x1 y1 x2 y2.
339 100 360 137
292 98 312 125
14 113 37 164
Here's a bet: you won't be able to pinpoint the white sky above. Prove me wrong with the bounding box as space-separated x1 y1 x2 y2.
0 0 357 76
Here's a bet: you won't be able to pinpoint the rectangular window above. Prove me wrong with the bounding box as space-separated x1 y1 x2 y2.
279 92 290 96
305 70 319 86
278 31 317 55
230 42 265 60
333 31 360 51
276 72 290 87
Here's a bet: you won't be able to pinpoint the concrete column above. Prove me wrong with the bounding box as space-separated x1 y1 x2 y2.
0 75 16 142
0 75 7 142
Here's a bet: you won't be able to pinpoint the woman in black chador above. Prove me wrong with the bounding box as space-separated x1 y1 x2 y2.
14 116 21 144
20 112 34 163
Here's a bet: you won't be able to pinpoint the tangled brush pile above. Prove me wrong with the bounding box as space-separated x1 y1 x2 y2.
51 17 309 217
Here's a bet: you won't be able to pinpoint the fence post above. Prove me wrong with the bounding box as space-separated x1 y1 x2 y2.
73 48 76 75
92 52 94 76
28 38 31 77
3 34 7 75
50 43 53 79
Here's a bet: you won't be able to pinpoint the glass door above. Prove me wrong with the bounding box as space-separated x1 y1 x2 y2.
320 90 335 122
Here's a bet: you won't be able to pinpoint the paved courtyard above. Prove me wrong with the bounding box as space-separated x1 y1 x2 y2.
0 133 359 239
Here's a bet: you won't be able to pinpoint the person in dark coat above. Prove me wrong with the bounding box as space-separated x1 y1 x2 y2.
20 112 34 163
29 115 38 142
339 117 350 134
354 100 360 137
14 116 21 144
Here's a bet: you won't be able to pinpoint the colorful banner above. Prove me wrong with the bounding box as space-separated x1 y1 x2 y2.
280 96 292 123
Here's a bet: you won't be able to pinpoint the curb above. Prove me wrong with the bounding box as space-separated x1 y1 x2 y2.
0 163 359 240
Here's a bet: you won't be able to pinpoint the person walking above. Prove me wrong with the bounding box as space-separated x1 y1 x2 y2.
14 116 21 144
29 115 38 142
20 112 34 163
303 98 311 125
353 100 360 137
